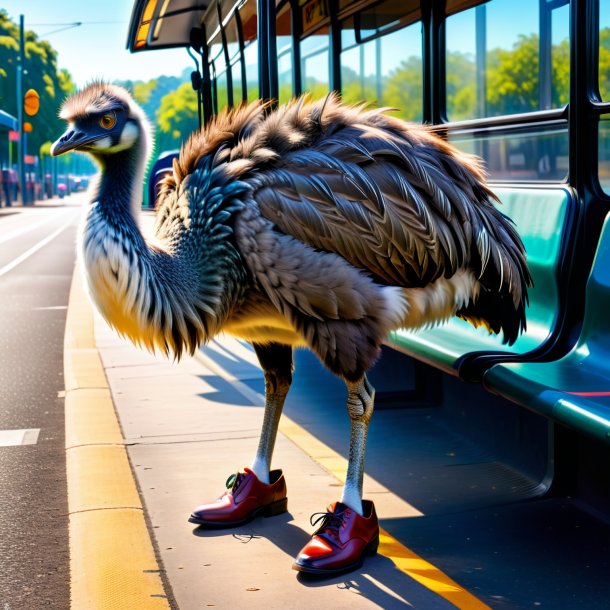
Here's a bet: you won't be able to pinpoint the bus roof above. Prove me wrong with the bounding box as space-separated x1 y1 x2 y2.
126 0 209 52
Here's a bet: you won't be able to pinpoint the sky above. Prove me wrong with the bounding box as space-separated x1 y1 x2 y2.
3 0 194 87
3 0 574 90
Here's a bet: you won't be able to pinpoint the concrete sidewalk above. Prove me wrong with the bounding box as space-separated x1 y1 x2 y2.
92 308 487 609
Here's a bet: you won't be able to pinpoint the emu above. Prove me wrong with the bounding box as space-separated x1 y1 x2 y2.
52 82 530 575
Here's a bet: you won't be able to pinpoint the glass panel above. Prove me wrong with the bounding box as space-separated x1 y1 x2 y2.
301 29 330 99
231 59 244 104
551 2 570 108
601 0 610 100
340 1 422 122
216 71 229 112
208 29 224 65
277 2 294 103
600 115 610 195
446 0 570 120
224 16 240 62
448 123 569 181
244 42 259 102
214 43 229 112
239 0 258 102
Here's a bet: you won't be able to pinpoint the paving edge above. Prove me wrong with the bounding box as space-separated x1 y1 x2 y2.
64 266 171 610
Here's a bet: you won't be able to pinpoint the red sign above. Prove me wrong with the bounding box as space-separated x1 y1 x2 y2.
8 130 18 141
24 155 36 164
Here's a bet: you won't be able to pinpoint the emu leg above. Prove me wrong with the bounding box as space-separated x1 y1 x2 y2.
340 375 375 515
249 342 293 484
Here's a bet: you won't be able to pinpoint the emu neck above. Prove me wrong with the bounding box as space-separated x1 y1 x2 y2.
94 143 145 224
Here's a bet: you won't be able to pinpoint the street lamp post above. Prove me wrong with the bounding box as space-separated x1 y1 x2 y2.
15 16 82 205
16 14 25 205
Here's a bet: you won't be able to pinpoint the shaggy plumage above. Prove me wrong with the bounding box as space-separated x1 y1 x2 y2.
52 83 531 515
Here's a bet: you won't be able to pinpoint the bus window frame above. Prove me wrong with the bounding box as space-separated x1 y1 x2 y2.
195 0 610 198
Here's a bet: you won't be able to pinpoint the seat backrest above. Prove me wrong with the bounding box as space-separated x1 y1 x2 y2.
577 213 610 363
491 187 572 351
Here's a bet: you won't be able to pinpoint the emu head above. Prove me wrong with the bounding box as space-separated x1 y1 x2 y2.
51 82 147 158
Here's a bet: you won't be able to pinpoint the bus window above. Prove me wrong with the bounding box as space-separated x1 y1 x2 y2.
601 0 610 100
225 14 240 63
301 29 330 99
231 58 243 104
601 115 610 194
445 0 570 121
277 2 294 104
208 30 228 113
340 0 422 122
239 0 259 102
225 15 244 104
449 124 568 182
215 53 229 113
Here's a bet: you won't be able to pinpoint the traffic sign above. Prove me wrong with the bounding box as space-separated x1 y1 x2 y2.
24 89 40 116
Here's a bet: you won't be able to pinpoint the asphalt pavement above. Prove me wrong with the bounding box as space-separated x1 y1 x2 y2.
0 196 84 610
3 196 610 610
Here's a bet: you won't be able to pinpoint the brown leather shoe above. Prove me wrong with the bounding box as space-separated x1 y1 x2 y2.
292 500 379 575
188 468 287 528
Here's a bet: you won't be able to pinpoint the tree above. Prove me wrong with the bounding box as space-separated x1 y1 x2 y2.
383 56 423 122
0 10 76 169
446 51 477 120
156 81 199 152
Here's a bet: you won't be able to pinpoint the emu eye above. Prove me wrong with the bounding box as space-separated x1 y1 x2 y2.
100 114 116 129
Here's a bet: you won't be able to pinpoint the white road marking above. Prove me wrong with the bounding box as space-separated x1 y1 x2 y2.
0 209 73 246
0 212 78 278
0 429 40 446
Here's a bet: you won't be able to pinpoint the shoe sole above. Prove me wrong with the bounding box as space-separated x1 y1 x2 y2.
292 535 379 576
188 497 288 529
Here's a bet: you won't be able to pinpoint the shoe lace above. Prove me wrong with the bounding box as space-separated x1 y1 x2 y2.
225 472 244 493
309 508 348 540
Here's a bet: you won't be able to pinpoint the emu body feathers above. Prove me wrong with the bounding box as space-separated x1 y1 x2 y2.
53 82 532 518
61 85 531 382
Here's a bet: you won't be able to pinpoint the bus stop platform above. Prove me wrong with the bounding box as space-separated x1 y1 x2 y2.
92 315 488 610
57 252 494 610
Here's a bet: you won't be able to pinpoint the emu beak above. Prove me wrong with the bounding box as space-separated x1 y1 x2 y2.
51 128 98 156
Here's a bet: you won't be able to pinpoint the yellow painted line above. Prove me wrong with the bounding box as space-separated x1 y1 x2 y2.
278 419 491 610
196 346 491 610
64 267 170 610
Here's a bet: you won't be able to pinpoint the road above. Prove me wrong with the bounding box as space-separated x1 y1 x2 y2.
0 196 84 610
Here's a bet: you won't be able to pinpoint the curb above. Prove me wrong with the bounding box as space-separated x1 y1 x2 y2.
64 267 170 610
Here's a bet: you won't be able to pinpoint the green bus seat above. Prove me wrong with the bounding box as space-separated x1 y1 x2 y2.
482 213 610 445
387 187 574 378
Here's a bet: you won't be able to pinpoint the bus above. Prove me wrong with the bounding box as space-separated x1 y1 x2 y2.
127 0 610 606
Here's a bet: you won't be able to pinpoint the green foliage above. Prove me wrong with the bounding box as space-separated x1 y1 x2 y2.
0 9 76 172
446 32 572 120
383 57 423 122
116 70 189 124
601 27 610 100
446 51 477 119
156 81 199 151
334 29 582 123
486 34 540 115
